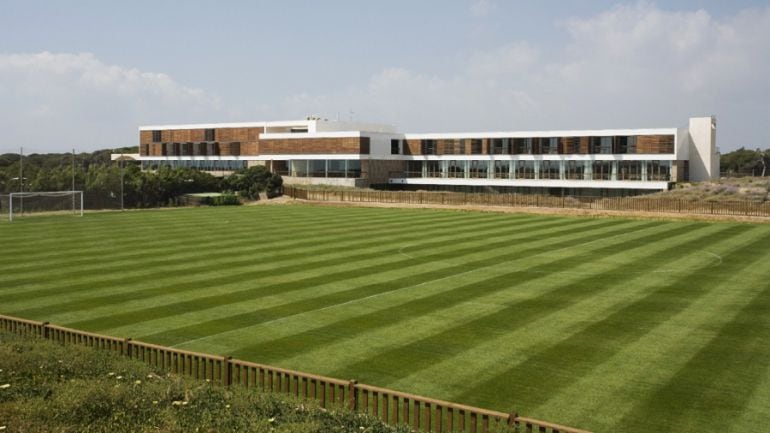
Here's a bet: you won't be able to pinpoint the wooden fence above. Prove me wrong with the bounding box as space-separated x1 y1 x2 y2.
0 314 590 433
283 186 770 218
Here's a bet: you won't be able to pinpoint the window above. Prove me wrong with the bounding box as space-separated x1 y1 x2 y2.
494 161 510 178
421 139 437 155
204 129 216 141
540 160 560 179
614 136 637 154
647 160 671 181
151 130 162 142
470 139 483 155
406 161 423 178
516 161 535 179
391 139 400 155
564 161 584 180
618 161 642 180
541 138 559 154
592 161 612 180
491 138 507 154
426 161 441 178
513 138 531 154
447 160 465 178
469 160 488 178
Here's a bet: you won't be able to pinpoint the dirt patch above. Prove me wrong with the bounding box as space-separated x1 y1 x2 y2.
281 197 770 224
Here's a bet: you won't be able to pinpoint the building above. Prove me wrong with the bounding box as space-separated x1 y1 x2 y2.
126 116 719 196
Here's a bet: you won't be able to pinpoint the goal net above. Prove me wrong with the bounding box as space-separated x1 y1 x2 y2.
1 191 83 222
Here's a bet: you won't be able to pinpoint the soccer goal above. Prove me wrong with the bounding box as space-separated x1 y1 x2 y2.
2 191 83 222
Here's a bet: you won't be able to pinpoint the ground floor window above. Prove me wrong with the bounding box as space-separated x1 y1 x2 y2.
141 160 246 171
647 161 671 181
516 161 536 179
283 160 363 178
392 159 672 182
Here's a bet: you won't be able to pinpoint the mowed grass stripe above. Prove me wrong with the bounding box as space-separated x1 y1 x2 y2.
0 205 465 282
0 205 472 267
20 212 543 323
0 207 497 297
322 222 735 385
451 224 766 416
63 213 603 332
248 221 718 379
534 227 770 432
614 281 770 432
8 211 547 318
222 219 660 362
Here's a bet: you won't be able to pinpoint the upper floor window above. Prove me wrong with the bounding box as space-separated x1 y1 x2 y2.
470 139 483 154
204 129 216 141
421 139 437 155
391 139 400 155
152 130 162 142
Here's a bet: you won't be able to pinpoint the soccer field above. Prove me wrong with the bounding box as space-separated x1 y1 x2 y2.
1 204 769 433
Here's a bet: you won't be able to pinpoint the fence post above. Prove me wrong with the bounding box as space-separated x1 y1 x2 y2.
508 412 518 427
123 338 132 357
348 380 358 411
42 321 50 339
223 356 232 386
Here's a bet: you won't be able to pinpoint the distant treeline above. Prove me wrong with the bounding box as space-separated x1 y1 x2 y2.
720 147 770 177
0 147 281 208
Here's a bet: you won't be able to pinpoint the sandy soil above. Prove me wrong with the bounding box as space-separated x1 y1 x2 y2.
279 197 770 224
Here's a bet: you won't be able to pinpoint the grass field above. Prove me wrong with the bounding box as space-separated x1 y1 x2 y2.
1 204 769 433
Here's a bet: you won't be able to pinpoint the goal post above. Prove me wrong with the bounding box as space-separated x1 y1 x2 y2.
5 191 83 222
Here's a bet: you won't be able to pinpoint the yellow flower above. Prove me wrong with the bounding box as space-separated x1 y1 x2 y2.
0 384 10 389
135 380 142 385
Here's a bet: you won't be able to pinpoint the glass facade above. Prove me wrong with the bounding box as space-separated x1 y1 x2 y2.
141 160 246 171
280 160 365 178
399 160 672 182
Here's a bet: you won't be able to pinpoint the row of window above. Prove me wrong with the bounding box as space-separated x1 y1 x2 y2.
403 160 673 181
141 142 239 157
391 135 674 156
151 129 216 142
271 160 363 178
141 160 246 171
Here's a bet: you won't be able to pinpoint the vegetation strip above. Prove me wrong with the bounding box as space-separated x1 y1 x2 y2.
0 315 590 433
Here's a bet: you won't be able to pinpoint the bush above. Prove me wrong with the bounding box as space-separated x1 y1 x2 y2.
211 193 241 206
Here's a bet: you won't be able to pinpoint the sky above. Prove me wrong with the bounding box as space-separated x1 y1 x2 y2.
0 0 768 154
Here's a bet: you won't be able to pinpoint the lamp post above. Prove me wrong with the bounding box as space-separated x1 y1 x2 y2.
11 177 27 215
120 153 125 211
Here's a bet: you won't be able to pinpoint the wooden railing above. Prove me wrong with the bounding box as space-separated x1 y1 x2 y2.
283 186 770 218
0 314 590 433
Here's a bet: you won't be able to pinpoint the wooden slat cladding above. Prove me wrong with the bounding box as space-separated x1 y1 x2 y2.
259 137 370 155
139 130 153 144
636 135 674 153
404 139 422 155
219 142 241 156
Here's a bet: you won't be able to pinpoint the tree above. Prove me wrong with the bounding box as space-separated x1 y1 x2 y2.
226 165 283 200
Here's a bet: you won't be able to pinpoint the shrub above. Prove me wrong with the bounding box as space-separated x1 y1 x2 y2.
211 193 241 206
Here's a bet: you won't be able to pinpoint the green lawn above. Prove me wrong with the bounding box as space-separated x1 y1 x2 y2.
1 204 769 433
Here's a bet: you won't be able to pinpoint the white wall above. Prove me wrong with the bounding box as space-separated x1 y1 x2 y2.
688 116 718 181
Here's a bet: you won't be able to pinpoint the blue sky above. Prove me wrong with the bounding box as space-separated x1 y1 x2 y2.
1 0 768 153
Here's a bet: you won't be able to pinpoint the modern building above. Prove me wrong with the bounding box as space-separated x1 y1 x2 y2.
126 116 719 196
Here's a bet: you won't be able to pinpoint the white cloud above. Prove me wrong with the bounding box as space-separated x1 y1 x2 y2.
469 0 495 17
281 4 770 149
0 52 223 152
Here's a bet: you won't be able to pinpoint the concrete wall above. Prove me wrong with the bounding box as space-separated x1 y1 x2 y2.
688 117 719 181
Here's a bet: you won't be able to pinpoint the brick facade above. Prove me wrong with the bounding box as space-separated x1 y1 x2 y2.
258 137 370 155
